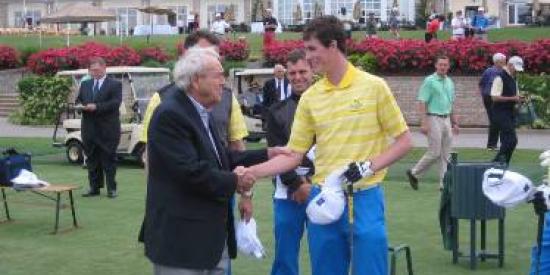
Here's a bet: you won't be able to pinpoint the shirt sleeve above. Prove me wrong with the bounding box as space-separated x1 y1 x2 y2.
376 79 409 138
287 96 315 154
228 94 249 141
140 92 161 143
490 76 503 97
417 78 431 102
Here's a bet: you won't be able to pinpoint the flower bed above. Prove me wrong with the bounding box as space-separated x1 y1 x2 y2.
27 42 141 75
0 45 20 70
139 47 170 63
176 40 250 61
263 38 550 74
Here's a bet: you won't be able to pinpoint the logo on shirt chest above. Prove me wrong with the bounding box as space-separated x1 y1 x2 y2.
349 98 364 111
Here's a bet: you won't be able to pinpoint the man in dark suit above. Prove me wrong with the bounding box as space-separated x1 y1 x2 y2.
77 57 122 198
143 47 288 274
262 64 290 109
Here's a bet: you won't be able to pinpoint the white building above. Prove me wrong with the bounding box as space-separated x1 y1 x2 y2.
0 0 416 33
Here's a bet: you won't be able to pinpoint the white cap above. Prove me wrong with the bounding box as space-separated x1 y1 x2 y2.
215 13 221 17
235 218 265 259
306 187 346 225
482 168 535 208
492 53 506 63
478 6 485 11
508 56 524 72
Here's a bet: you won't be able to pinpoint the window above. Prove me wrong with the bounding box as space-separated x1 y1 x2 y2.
360 0 382 19
13 10 41 27
303 0 313 22
329 0 354 19
107 8 137 36
277 0 294 25
508 3 532 25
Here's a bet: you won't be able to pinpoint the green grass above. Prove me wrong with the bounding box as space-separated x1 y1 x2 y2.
0 137 547 274
1 26 549 62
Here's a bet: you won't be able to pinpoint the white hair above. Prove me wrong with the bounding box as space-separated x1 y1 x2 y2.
493 52 506 63
173 47 220 91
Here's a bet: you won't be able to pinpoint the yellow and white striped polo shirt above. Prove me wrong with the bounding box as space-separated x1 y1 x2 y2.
287 62 408 188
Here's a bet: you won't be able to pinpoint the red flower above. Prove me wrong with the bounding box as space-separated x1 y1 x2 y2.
0 45 20 70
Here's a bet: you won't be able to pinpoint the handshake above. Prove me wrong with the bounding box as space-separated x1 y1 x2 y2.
233 146 294 195
234 166 256 195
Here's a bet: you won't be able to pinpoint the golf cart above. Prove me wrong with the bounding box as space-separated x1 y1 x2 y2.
52 66 171 166
228 68 275 142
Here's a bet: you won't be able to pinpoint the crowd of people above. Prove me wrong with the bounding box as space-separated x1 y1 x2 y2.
73 13 532 275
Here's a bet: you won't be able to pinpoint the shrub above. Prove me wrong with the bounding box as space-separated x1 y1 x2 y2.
518 73 550 128
26 42 141 75
348 53 377 73
220 40 250 61
0 45 20 70
176 40 250 61
16 76 72 125
139 47 170 63
263 40 304 66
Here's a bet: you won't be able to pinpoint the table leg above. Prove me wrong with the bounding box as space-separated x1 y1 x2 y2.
1 188 10 221
53 192 60 234
69 190 78 228
481 220 486 262
499 218 505 267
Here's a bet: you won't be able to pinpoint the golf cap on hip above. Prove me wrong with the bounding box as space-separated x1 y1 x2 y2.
306 187 346 225
508 56 524 72
482 168 534 208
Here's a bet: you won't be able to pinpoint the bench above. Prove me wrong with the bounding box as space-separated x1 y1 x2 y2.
1 184 80 234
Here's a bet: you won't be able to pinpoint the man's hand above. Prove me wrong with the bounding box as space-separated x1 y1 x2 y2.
291 178 311 204
343 161 373 184
238 195 253 222
452 124 460 135
83 103 97 112
267 146 292 159
420 118 430 135
234 166 256 194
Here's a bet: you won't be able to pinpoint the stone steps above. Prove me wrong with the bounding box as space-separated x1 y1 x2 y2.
0 93 19 117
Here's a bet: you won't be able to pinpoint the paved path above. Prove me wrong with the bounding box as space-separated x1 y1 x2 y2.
1 117 549 150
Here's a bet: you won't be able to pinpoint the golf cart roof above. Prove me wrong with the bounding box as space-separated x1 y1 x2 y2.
56 66 170 76
234 68 274 76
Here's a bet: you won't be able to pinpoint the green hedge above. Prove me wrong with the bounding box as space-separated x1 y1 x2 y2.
518 73 550 128
348 53 377 73
15 76 71 125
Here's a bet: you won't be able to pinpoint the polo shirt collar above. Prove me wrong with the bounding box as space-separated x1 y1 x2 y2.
433 72 448 80
322 62 357 91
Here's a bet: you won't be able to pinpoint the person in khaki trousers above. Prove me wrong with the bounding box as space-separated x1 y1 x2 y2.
407 55 459 190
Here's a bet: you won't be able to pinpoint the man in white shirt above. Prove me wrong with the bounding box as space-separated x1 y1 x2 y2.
210 13 231 37
451 10 465 40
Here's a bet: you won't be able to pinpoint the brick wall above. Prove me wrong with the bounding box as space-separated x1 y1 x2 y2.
383 75 488 127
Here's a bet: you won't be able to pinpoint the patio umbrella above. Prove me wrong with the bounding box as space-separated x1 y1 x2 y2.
138 6 176 41
41 2 116 47
313 1 323 18
225 4 236 23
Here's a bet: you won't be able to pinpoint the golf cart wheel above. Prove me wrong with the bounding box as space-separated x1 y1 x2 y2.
66 140 84 164
138 145 147 168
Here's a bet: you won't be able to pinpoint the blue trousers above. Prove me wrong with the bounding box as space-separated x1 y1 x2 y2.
271 198 308 275
307 185 388 275
530 212 550 274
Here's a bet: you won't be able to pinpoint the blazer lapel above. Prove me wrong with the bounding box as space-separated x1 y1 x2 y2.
176 90 224 168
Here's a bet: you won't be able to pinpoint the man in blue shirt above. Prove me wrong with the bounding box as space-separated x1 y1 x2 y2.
479 52 506 150
472 7 489 40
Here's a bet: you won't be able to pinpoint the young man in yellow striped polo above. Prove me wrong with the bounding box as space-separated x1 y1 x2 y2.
239 16 412 275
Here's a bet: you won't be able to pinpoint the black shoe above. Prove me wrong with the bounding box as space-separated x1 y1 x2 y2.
82 190 100 197
107 190 118 198
406 169 419 190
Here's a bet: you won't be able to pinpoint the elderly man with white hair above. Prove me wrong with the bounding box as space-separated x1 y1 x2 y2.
479 52 506 150
142 47 289 275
